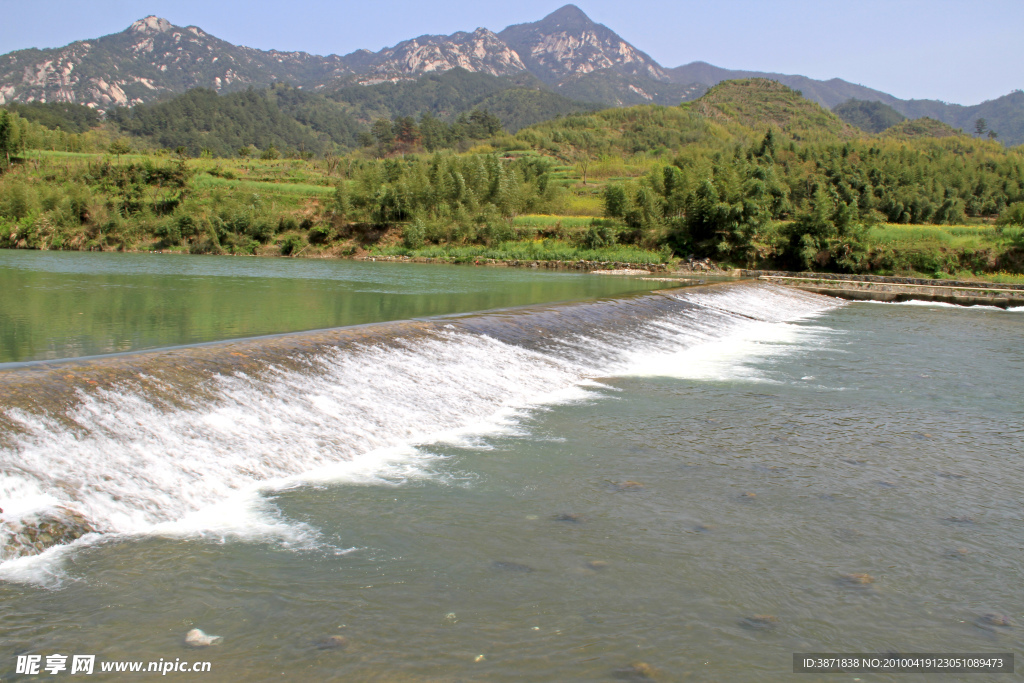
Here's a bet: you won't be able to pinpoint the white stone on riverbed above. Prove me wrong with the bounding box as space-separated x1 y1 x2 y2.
185 628 221 647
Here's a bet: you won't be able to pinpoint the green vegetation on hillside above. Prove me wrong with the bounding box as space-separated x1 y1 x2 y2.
881 117 962 139
833 99 906 133
3 79 1024 278
324 69 600 132
2 102 101 134
107 88 354 157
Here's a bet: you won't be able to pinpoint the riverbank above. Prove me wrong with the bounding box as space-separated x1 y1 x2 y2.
739 269 1024 308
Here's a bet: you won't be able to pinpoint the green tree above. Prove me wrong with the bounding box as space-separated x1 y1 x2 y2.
394 116 420 147
109 138 132 162
371 119 395 154
0 110 13 165
975 118 988 136
603 184 629 218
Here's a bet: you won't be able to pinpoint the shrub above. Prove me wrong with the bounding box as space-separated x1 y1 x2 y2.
246 219 275 243
278 215 299 232
578 223 617 249
280 234 305 256
154 222 183 246
176 214 200 239
308 224 334 244
997 202 1024 228
402 219 426 249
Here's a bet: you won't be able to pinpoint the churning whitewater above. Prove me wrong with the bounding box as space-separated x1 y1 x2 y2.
0 284 840 580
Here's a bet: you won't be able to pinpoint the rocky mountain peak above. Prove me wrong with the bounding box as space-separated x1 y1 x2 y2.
129 16 173 34
0 7 673 110
349 26 527 82
535 4 598 31
498 4 668 83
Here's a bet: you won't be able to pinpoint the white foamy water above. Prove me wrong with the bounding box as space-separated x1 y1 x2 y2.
0 284 841 580
859 299 1024 312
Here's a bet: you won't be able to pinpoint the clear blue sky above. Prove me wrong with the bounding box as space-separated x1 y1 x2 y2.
2 0 1021 105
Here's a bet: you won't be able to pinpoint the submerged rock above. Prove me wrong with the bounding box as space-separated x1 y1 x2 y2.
1 507 96 560
552 513 584 523
184 629 221 647
740 614 780 630
978 613 1012 629
613 661 659 680
585 560 609 571
314 635 349 650
839 572 875 587
612 481 645 492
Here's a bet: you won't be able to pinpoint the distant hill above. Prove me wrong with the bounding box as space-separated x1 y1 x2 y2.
516 79 861 159
667 63 1024 146
514 78 997 164
833 99 906 133
667 62 900 109
881 117 963 140
892 91 1024 146
689 79 857 140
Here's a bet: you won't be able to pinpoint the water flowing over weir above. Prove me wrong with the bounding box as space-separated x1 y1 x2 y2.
0 282 840 575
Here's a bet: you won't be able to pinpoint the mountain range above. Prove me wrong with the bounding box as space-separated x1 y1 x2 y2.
1 5 1021 144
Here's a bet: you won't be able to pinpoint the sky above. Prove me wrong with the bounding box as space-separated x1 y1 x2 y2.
1 0 1021 105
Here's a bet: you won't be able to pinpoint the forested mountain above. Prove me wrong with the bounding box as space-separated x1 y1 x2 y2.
1 101 100 134
321 69 598 131
833 99 906 133
99 68 601 156
107 88 347 156
1 5 1022 144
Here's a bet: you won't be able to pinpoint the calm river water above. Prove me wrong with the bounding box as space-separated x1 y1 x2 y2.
0 250 670 364
0 252 1021 682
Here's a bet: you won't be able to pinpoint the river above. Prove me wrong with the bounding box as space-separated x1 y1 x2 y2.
1 252 1020 681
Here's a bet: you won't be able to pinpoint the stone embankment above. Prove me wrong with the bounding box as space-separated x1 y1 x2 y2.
355 255 671 271
353 255 723 274
740 270 1024 308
